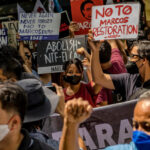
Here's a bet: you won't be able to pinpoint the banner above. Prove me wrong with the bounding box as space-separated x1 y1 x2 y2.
70 0 103 35
43 100 137 150
19 13 61 41
92 3 140 40
2 21 18 48
0 28 8 48
37 36 86 74
59 11 70 39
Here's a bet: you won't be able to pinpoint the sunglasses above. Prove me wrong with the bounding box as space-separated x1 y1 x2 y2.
133 120 150 132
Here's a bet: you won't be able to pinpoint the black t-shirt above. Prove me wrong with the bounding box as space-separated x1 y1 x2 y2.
111 73 142 101
19 129 55 150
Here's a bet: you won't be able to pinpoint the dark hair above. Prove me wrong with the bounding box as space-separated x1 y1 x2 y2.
137 41 150 62
99 41 112 63
80 0 93 17
63 58 83 73
0 82 27 122
24 44 37 72
0 52 22 80
0 46 24 66
23 119 46 132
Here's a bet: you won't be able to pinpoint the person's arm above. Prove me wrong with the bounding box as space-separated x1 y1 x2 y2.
59 98 92 150
77 47 91 61
88 30 115 90
69 21 79 38
53 83 65 117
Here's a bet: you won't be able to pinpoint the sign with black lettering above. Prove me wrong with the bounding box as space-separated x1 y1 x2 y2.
19 13 61 40
43 100 137 150
59 11 70 39
0 28 8 48
2 21 18 48
37 36 86 74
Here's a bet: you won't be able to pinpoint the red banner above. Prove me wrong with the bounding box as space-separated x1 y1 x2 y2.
70 0 103 35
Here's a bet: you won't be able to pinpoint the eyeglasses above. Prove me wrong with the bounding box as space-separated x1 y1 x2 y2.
129 54 143 59
25 53 32 60
133 120 150 132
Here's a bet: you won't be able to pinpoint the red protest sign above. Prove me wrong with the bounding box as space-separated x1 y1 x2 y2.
70 0 103 35
92 3 140 40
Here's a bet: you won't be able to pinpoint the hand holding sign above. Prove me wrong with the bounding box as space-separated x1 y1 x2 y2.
88 29 104 53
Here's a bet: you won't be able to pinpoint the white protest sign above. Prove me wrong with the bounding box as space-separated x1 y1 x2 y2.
0 29 8 48
19 13 61 40
92 3 140 40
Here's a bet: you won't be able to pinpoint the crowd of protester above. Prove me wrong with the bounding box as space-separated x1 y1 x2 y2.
0 0 150 150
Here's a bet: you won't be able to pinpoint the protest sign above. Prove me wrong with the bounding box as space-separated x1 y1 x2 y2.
92 3 140 40
59 11 70 39
19 13 61 41
2 21 18 48
0 28 8 48
70 0 103 35
37 36 86 74
43 100 137 150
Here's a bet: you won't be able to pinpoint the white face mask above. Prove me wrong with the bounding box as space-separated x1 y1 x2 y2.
0 125 10 142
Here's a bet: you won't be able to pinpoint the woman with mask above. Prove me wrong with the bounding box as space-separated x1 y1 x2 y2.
63 58 101 107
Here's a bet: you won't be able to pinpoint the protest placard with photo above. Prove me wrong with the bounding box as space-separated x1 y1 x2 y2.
70 0 103 35
0 28 8 48
19 13 61 41
37 36 86 74
92 3 140 40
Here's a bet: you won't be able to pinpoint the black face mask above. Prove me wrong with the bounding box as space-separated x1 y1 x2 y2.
63 75 81 85
126 61 139 74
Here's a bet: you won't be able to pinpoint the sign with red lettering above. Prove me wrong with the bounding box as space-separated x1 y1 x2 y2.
70 0 103 35
92 3 140 40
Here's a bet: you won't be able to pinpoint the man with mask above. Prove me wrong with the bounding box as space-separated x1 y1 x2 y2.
0 82 54 150
88 30 150 101
60 92 150 150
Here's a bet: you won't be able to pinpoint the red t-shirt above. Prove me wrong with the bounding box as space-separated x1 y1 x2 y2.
64 82 96 107
96 48 127 105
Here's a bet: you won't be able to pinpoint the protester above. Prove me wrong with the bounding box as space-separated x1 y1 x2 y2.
17 79 61 150
63 58 101 107
59 98 92 150
0 82 53 150
88 30 150 101
59 91 150 150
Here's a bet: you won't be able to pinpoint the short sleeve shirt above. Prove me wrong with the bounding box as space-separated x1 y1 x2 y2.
64 82 96 107
111 73 141 100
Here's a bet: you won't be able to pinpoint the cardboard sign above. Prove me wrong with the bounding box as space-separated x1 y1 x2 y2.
92 3 140 40
59 11 70 39
43 100 137 150
37 36 86 74
19 13 61 41
0 28 8 48
2 21 18 48
70 0 103 35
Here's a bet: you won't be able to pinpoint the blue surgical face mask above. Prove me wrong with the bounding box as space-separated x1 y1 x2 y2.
133 130 150 150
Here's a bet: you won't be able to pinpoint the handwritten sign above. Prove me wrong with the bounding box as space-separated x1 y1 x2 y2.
92 3 140 40
70 0 103 35
2 21 18 48
37 36 86 74
0 29 8 48
19 13 61 41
